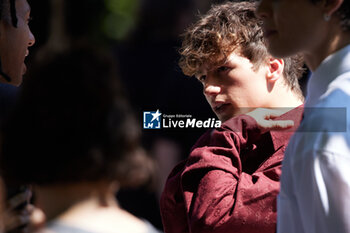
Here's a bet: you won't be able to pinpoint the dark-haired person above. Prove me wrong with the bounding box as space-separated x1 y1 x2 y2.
160 2 305 233
0 0 35 120
256 0 350 232
0 0 35 119
0 47 161 233
0 0 35 85
0 0 35 232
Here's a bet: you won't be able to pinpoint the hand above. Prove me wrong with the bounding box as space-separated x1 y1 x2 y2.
27 205 46 233
0 189 32 233
246 108 294 134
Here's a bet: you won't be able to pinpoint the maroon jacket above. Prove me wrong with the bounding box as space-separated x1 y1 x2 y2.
160 107 303 233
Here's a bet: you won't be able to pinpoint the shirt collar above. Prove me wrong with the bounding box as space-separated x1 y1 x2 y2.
269 105 304 152
306 44 350 107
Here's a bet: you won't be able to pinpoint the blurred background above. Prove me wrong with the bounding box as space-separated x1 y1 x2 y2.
24 0 310 231
26 0 231 230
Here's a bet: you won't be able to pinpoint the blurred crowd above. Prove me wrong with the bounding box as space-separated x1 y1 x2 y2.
0 0 227 232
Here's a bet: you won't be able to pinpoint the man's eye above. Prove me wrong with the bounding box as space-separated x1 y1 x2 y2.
217 66 230 72
199 75 206 82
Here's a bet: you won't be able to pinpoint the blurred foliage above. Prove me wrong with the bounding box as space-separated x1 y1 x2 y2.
103 0 140 41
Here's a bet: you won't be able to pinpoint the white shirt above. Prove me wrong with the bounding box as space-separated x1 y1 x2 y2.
277 44 350 233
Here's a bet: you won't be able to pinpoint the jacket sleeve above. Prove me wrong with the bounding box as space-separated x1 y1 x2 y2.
160 160 191 233
181 115 279 233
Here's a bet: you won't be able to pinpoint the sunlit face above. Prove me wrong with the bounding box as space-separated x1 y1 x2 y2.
256 0 326 59
0 0 35 86
198 52 270 123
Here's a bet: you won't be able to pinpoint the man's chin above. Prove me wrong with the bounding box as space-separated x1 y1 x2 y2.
217 110 251 122
267 42 295 59
7 74 23 87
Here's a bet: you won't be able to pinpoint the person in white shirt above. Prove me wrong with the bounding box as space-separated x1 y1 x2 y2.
256 0 350 233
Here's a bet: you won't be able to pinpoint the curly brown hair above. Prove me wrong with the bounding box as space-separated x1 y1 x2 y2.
179 1 305 98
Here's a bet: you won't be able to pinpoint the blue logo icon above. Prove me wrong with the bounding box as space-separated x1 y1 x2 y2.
143 110 162 129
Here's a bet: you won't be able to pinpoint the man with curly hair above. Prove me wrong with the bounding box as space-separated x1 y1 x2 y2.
160 1 304 233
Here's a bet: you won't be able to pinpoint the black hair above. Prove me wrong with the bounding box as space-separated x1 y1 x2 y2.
9 0 18 27
0 0 18 27
0 46 144 186
0 59 11 82
0 0 18 82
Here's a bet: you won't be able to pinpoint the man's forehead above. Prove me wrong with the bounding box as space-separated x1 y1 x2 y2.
196 60 224 77
196 52 237 74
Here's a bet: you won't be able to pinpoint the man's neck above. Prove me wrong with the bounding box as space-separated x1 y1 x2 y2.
35 182 116 221
304 27 350 71
269 87 304 112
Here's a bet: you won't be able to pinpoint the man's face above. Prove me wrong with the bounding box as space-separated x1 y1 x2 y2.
0 0 35 86
256 0 326 59
198 52 270 122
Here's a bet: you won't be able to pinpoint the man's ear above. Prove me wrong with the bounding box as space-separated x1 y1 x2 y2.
266 58 284 83
323 0 343 18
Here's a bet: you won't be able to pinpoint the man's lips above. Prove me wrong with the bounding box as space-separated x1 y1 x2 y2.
212 102 230 113
22 50 29 75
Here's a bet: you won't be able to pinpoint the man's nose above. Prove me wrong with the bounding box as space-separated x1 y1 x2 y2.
28 29 35 47
204 84 221 96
